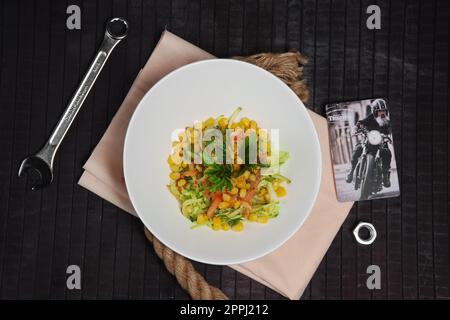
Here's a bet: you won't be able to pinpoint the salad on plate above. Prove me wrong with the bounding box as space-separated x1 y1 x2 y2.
167 107 291 232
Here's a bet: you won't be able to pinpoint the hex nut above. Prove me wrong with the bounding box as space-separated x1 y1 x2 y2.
353 222 377 245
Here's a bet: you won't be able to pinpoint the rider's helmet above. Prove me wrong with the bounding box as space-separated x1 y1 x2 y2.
371 99 388 118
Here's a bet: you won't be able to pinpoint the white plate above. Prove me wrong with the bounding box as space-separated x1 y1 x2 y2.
124 59 321 265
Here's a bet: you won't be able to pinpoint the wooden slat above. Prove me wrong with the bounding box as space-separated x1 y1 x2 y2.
272 0 287 52
33 0 67 299
402 0 420 299
242 0 258 56
64 0 97 300
17 0 51 299
124 0 146 300
432 0 450 300
49 0 82 298
286 0 301 51
228 0 244 56
416 0 435 299
326 0 346 300
214 0 229 57
199 0 215 53
221 266 236 299
256 0 273 53
309 0 331 299
109 0 134 300
80 0 110 299
355 0 375 300
386 0 406 300
95 0 116 300
371 0 390 300
2 0 33 299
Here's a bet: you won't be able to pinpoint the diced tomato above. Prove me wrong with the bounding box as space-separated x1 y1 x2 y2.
243 174 261 203
182 170 197 177
241 200 252 213
206 192 223 218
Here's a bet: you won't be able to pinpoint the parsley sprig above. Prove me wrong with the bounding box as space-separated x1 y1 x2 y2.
205 164 233 192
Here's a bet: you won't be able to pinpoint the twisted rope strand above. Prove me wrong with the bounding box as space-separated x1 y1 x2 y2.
145 228 228 300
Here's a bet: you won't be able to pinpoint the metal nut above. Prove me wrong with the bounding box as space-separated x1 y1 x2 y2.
353 222 377 245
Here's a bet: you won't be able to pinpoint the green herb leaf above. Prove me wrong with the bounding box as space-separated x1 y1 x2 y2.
205 164 233 192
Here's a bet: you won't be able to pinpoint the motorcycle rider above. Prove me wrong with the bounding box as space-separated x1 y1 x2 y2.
346 99 392 187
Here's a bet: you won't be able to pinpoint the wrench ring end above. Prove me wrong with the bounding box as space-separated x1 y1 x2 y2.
106 17 129 40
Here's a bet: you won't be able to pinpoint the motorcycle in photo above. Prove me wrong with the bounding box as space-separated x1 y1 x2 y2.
352 128 392 200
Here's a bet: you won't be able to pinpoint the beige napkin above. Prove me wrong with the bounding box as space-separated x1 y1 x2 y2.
78 31 353 300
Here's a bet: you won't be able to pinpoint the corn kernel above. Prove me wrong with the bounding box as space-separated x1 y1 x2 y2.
257 216 269 224
222 223 230 231
243 170 250 179
184 206 193 215
239 188 247 198
276 186 287 197
259 188 267 196
170 172 181 180
245 183 251 190
241 117 250 128
233 200 241 209
203 117 215 128
196 214 207 224
218 117 228 129
212 224 221 231
236 180 246 189
218 201 230 209
177 179 186 187
248 213 258 221
230 123 238 129
181 163 188 169
213 216 222 225
222 194 231 202
170 164 181 172
264 194 271 202
249 174 256 182
167 155 175 165
232 221 244 232
230 187 239 195
250 120 258 129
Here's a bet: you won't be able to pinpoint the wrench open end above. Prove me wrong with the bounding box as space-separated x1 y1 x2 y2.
18 156 53 191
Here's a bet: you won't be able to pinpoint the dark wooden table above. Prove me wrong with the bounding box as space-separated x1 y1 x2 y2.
1 0 449 300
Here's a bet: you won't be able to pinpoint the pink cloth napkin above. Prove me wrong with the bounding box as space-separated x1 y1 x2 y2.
78 31 353 300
